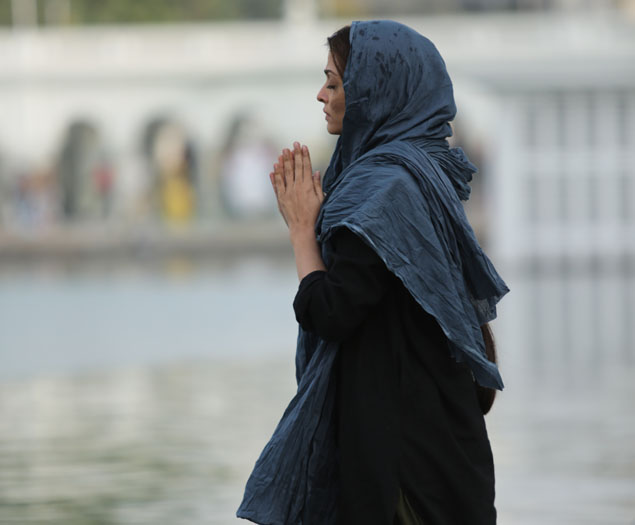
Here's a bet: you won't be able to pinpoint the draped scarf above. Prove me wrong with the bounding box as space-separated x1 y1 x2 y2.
238 20 509 525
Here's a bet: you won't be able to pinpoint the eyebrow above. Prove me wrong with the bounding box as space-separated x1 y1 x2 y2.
324 69 337 77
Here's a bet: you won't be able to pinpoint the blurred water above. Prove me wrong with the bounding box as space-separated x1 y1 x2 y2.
0 259 299 379
0 262 634 524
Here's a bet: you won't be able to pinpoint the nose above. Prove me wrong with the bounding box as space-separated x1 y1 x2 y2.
317 84 327 104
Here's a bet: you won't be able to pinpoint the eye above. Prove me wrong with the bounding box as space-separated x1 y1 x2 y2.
327 85 336 90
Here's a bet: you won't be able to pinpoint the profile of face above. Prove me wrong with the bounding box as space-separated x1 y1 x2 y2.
316 51 346 135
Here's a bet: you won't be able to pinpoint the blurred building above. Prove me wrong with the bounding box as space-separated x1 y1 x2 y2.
0 6 633 231
0 6 634 371
485 61 635 375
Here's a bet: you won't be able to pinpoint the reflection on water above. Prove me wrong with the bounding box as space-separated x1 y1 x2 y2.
490 363 635 524
0 263 634 524
0 358 296 525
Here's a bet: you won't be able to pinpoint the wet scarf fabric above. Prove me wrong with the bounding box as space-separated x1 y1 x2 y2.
237 20 509 525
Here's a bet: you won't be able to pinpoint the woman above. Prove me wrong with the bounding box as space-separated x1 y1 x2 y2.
237 20 509 525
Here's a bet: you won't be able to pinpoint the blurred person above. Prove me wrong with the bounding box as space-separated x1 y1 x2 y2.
151 122 197 224
218 113 278 219
57 121 103 221
11 165 57 230
14 172 36 227
93 155 115 220
238 21 508 525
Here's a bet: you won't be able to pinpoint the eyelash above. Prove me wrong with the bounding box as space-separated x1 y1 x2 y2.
327 85 336 90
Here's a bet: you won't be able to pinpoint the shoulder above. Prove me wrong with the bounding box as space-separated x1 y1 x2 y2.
328 226 376 257
319 156 431 247
339 156 416 191
324 158 419 217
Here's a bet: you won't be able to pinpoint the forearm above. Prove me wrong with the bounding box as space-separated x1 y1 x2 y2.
293 228 389 342
289 226 326 281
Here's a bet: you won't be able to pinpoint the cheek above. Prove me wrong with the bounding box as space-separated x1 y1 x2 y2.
334 94 346 117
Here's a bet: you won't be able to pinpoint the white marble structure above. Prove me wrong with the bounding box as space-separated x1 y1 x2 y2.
0 8 634 362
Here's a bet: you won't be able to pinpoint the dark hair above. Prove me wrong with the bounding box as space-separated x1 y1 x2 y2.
476 324 498 414
327 25 351 78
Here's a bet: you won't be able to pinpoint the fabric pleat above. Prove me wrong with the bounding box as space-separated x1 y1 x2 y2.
237 20 509 524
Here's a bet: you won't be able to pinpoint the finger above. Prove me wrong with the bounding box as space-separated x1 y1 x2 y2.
273 164 285 195
293 142 303 184
313 171 324 202
301 145 312 182
274 161 285 191
283 148 294 186
272 171 288 226
269 172 277 197
276 155 283 182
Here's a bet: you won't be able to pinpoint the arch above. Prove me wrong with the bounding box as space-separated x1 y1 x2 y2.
140 115 198 224
216 110 278 219
57 119 113 221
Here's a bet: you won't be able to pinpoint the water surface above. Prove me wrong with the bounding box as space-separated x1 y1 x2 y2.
1 262 633 524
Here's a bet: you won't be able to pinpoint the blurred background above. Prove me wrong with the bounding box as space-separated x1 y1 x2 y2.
0 0 634 523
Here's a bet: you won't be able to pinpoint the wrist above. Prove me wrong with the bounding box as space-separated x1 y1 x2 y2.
289 224 315 242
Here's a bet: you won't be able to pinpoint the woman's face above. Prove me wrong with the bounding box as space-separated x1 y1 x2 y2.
317 51 345 135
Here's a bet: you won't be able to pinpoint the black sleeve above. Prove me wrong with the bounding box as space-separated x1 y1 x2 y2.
292 227 390 343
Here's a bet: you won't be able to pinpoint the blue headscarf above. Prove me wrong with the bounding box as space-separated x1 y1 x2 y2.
237 20 509 525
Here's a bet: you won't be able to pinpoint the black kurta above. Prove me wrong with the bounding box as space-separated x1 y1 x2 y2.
293 228 496 525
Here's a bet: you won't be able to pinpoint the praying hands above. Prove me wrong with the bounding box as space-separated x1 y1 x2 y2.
269 142 326 280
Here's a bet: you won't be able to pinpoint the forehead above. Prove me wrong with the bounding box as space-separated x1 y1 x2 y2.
325 51 340 77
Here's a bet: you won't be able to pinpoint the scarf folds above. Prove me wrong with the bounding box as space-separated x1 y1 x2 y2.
238 20 509 524
237 334 339 525
237 139 508 524
318 139 508 389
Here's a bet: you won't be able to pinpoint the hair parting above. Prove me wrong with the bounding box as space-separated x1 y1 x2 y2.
327 25 351 78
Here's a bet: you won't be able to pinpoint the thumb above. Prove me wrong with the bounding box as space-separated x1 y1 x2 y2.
313 171 324 201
